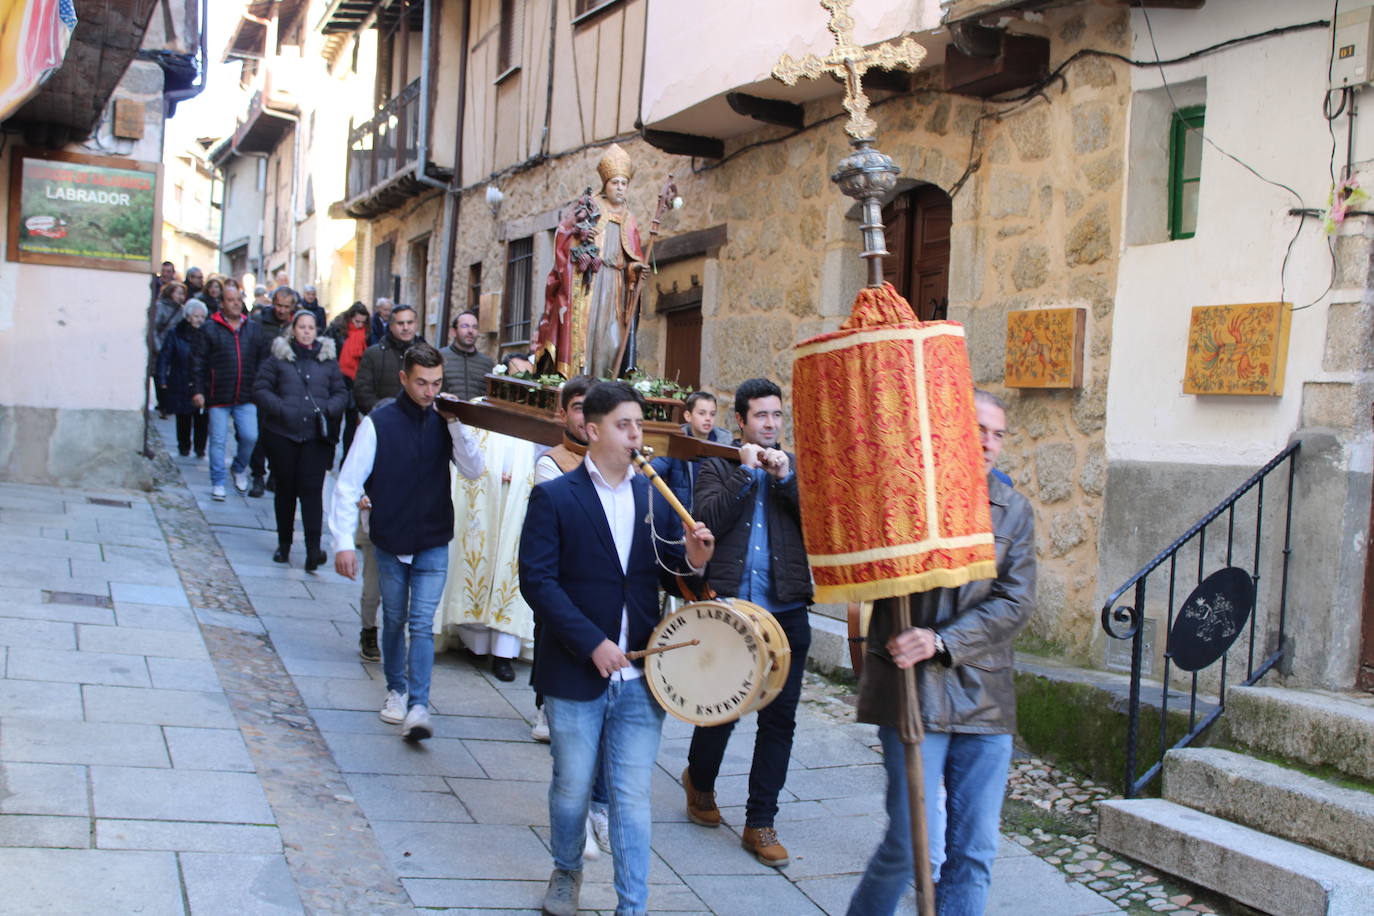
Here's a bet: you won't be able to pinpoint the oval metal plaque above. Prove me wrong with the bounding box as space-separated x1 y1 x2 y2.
1165 567 1255 672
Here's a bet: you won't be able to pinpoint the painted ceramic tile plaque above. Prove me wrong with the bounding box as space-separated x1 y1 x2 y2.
1004 307 1085 389
1183 302 1291 396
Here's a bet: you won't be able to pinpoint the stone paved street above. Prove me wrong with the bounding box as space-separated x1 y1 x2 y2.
0 420 1125 914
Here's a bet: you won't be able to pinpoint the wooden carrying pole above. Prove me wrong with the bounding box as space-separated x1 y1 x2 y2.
897 593 937 914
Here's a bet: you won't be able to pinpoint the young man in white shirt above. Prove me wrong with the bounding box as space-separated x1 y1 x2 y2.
329 342 483 740
519 381 714 916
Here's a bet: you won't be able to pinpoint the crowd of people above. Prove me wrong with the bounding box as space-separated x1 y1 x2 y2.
146 263 1037 916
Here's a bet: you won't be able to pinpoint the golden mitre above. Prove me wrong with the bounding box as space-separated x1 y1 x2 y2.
597 143 635 185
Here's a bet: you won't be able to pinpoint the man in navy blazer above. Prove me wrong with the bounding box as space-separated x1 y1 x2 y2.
520 381 714 916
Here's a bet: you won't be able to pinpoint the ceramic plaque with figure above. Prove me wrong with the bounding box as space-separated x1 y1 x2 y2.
533 143 647 379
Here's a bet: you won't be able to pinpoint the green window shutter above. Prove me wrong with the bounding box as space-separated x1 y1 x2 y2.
1169 105 1205 240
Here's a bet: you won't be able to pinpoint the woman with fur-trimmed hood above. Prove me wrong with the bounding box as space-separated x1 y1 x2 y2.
254 309 348 570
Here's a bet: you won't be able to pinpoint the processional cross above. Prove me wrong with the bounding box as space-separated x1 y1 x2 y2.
773 4 939 915
772 0 928 286
772 0 927 141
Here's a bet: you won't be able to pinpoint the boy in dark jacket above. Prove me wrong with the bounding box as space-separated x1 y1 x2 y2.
195 287 262 501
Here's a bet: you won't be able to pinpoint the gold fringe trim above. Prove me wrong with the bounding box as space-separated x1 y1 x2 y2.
792 324 966 359
812 560 999 605
807 532 994 567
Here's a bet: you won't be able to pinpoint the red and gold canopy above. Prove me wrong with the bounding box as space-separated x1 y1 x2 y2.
792 283 995 604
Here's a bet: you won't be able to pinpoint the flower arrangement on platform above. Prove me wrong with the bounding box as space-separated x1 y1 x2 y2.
483 370 687 424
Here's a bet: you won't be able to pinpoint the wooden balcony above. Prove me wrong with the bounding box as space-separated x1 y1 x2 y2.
343 79 451 219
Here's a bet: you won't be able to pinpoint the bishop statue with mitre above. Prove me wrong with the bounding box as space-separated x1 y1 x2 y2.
533 143 647 379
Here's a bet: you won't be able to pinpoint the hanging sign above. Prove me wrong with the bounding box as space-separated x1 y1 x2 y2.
7 148 161 272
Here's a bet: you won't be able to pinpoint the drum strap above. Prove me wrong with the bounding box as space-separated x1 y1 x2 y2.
672 576 716 602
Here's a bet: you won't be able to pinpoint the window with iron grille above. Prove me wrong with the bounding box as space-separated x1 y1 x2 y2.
503 238 533 346
498 0 523 76
468 263 482 313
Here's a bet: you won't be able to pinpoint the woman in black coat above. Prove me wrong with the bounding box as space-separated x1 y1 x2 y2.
253 310 347 570
156 299 209 457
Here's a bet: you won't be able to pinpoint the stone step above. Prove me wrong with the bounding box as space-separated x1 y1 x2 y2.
1098 798 1374 916
805 608 853 677
1163 748 1374 869
1226 686 1374 782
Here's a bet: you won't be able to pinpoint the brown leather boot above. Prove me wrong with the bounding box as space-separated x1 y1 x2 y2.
681 766 720 827
741 826 789 867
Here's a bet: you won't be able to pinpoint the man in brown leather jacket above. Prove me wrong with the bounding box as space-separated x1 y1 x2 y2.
848 390 1036 916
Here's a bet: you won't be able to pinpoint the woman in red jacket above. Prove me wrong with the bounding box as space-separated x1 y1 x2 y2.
327 302 372 459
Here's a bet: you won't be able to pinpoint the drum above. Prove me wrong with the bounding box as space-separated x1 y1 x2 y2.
644 599 791 727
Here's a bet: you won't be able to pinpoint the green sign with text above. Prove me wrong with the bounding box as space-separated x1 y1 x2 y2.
8 148 160 272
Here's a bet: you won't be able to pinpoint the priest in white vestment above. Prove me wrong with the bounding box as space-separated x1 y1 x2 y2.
436 429 537 680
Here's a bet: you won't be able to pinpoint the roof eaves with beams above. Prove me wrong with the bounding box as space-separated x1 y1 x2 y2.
318 0 422 36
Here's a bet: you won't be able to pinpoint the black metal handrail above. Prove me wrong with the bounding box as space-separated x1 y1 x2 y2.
346 79 422 200
1100 441 1299 797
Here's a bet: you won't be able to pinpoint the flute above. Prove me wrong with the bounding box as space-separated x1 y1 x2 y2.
630 447 698 530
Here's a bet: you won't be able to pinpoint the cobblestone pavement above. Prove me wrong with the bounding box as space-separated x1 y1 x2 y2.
0 418 1130 914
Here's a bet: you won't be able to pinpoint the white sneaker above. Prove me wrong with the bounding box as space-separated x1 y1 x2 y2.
211 485 226 502
233 469 249 492
379 690 407 724
531 708 550 743
583 817 601 861
402 704 433 741
589 806 612 855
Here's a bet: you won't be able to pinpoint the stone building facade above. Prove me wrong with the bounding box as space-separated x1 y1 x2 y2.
324 0 1373 687
432 2 1130 657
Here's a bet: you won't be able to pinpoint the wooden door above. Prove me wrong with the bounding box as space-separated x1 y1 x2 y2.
882 184 952 321
664 306 702 390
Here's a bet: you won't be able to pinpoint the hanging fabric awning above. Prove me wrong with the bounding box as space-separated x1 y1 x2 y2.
0 0 78 123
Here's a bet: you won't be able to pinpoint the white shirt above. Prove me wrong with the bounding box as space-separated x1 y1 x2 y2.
534 453 565 484
584 455 642 683
328 409 484 559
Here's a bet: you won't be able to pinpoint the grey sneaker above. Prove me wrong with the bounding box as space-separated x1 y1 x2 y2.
541 868 581 916
211 485 226 502
401 704 432 741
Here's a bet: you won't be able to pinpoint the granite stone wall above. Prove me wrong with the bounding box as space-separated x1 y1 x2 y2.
419 6 1133 657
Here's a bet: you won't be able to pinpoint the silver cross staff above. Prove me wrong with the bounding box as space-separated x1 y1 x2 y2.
772 0 928 288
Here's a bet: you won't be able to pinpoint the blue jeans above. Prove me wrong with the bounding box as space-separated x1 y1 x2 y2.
207 403 258 488
545 678 665 916
374 545 448 710
847 727 1012 916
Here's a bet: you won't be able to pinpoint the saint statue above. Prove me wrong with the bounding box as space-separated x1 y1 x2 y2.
533 143 646 379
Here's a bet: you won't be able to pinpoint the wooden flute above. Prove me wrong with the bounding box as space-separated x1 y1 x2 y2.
630 447 698 530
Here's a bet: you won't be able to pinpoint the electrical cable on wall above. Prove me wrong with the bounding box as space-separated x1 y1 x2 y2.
1137 5 1348 314
687 17 1334 195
